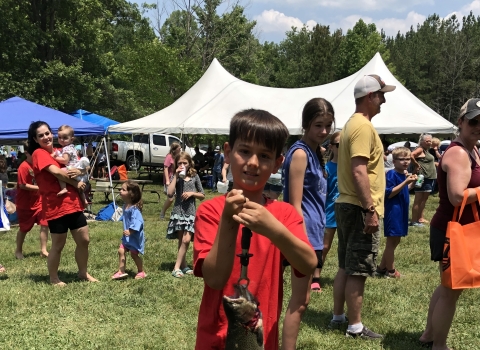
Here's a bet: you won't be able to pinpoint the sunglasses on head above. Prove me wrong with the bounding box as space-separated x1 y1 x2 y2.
330 142 339 148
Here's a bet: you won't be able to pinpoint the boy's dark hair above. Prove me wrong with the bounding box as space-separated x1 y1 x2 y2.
229 109 289 158
27 121 52 155
124 180 143 212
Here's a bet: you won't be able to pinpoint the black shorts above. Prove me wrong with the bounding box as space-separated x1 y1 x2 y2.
430 226 446 262
283 250 323 269
48 211 87 234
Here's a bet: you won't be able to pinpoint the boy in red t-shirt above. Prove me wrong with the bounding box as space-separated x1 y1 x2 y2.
15 142 49 259
193 109 317 350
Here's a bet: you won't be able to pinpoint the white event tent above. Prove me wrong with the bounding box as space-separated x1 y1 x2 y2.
108 52 455 135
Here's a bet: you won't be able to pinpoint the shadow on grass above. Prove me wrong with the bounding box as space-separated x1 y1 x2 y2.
159 261 175 272
28 271 83 284
318 276 334 288
21 252 45 259
0 274 8 281
301 307 337 331
382 330 427 349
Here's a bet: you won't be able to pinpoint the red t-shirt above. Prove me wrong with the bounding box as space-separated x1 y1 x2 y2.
193 195 311 350
32 148 83 221
16 160 41 211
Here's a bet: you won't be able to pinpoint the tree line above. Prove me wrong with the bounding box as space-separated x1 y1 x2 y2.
1 0 479 125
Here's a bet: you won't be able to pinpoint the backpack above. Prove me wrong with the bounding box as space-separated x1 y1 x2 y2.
110 165 120 180
117 164 128 180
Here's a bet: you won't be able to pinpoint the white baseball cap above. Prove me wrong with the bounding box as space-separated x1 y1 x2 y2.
354 74 396 99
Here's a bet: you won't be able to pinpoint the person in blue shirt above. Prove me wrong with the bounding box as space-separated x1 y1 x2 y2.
212 146 224 191
376 147 417 278
282 98 334 348
112 180 146 280
321 131 341 273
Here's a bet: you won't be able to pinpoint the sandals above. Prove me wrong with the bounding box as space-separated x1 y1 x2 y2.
172 269 184 278
111 271 128 280
0 264 5 273
182 267 194 275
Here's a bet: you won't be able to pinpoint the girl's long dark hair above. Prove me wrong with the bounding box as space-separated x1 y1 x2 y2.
27 121 51 155
302 98 335 178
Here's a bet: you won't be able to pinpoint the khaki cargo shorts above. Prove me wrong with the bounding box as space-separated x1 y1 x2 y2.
335 203 380 277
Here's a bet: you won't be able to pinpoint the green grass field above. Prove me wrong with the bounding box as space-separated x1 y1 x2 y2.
0 175 479 349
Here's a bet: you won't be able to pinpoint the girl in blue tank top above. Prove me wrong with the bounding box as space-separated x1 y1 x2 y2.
323 131 340 269
281 98 335 349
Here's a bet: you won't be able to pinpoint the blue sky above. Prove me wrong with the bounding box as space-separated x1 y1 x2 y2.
132 0 480 42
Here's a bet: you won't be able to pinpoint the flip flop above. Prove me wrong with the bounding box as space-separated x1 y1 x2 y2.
172 269 184 278
135 271 147 279
111 271 128 280
182 267 194 275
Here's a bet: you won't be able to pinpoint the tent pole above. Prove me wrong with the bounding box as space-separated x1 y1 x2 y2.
132 134 137 174
148 133 152 180
103 136 116 213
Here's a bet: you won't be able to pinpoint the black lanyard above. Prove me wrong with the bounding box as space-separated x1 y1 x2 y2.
237 227 253 286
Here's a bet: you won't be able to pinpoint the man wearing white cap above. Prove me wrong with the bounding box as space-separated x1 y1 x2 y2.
330 74 396 339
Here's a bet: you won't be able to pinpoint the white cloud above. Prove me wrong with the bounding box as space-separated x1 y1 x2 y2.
328 11 425 36
376 11 427 35
445 0 480 19
258 0 433 12
254 9 317 33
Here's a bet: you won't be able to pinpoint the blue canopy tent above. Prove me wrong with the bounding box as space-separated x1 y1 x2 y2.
0 97 104 143
70 109 120 132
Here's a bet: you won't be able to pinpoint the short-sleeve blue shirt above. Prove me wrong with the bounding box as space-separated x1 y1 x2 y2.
121 205 145 254
384 170 409 237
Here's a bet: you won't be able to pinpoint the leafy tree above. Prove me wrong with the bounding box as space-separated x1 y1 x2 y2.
335 19 391 79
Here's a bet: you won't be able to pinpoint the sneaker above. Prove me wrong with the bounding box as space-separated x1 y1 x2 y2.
385 269 401 279
409 222 424 227
329 317 349 330
346 327 384 339
159 212 165 220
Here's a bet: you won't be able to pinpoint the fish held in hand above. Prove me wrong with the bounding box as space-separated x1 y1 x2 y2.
223 284 264 349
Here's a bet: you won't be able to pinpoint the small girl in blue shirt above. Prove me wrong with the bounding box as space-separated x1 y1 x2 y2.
112 180 146 280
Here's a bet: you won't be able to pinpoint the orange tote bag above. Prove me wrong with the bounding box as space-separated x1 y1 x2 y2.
441 188 480 289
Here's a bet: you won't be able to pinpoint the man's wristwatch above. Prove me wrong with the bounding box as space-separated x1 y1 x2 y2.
362 205 375 214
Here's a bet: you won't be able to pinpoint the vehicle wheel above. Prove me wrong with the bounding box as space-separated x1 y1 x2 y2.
126 154 141 171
